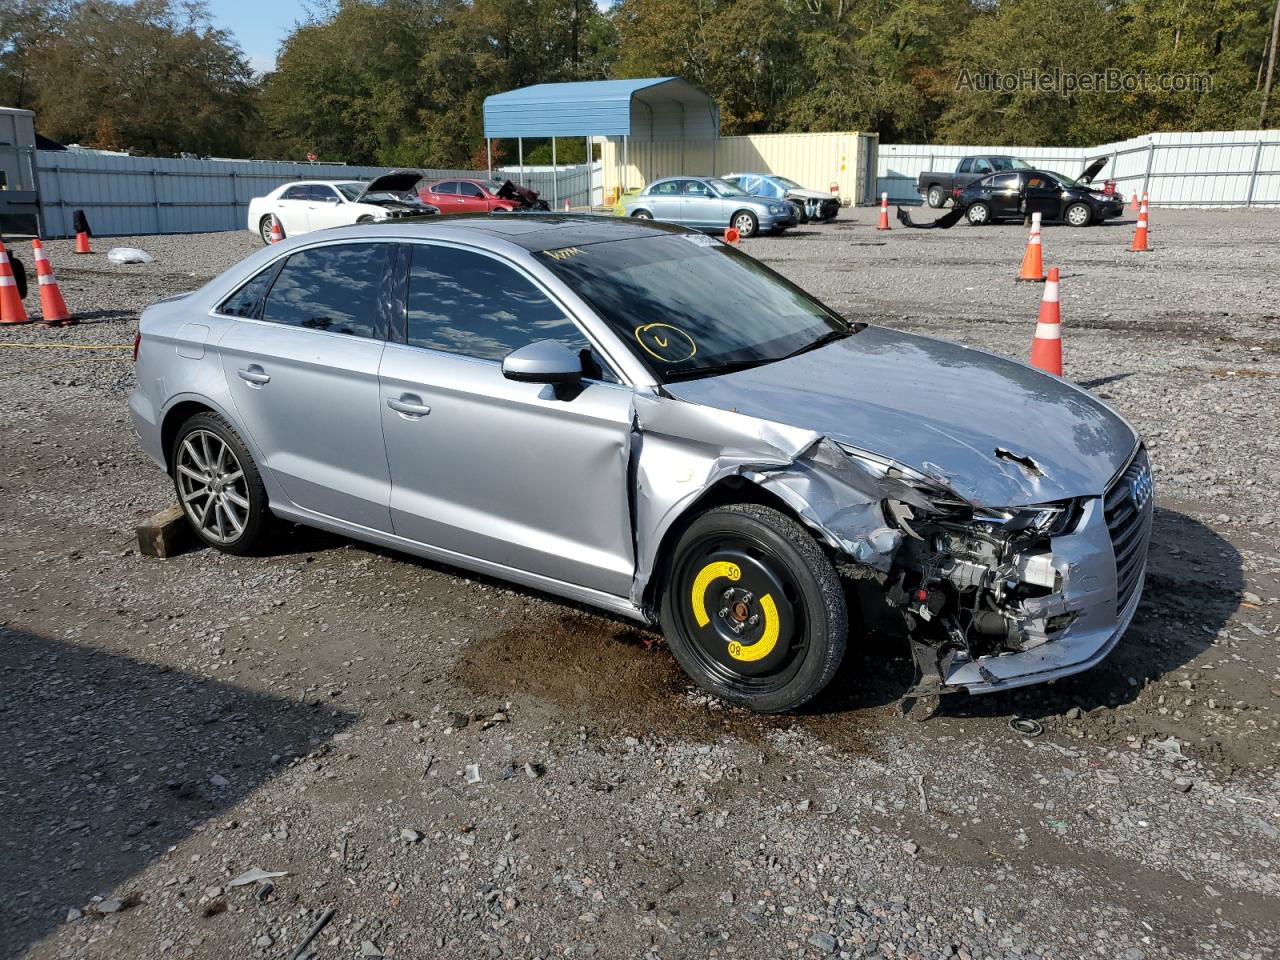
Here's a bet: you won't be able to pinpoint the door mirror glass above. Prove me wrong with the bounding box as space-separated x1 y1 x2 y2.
501 340 584 384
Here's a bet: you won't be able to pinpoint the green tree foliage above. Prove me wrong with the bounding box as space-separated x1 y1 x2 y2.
0 0 260 156
4 0 1279 163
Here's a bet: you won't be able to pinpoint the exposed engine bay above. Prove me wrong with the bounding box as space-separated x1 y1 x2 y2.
879 493 1079 697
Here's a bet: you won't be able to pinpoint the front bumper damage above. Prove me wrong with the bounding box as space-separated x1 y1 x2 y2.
628 392 1152 697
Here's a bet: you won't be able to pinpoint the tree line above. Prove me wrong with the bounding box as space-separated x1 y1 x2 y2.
3 0 1279 167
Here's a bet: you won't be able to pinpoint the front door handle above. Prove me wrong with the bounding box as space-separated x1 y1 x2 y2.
387 394 431 418
237 365 270 386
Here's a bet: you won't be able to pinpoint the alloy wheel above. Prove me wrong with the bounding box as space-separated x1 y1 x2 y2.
733 213 756 237
175 429 251 545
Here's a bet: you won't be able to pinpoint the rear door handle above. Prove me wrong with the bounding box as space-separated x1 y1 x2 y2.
237 365 270 386
387 394 431 418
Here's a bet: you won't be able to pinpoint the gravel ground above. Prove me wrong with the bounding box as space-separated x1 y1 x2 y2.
1 211 1277 960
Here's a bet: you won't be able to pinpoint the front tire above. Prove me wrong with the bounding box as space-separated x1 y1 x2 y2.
1065 202 1092 227
927 185 947 208
631 210 653 220
966 202 991 226
659 504 848 713
171 412 271 555
731 210 759 238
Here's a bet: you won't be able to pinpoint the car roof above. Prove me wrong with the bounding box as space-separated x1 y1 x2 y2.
325 214 691 252
280 180 360 188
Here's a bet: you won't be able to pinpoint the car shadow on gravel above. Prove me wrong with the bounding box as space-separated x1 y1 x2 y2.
929 505 1240 724
0 627 357 959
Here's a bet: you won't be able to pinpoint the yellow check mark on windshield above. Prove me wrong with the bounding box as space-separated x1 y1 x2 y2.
654 335 669 347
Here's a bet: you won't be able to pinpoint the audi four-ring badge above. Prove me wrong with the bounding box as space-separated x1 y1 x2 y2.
130 215 1152 712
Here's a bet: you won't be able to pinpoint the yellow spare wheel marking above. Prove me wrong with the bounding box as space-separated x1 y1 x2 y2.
691 561 740 627
727 594 779 662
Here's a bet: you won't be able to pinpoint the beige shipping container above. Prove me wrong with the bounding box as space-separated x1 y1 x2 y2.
600 131 879 205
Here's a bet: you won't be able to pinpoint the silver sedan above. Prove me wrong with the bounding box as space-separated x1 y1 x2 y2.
622 176 797 237
130 216 1151 713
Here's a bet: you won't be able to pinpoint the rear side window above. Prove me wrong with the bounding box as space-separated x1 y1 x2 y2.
650 181 679 196
990 173 1019 189
260 243 389 339
405 245 590 362
218 267 277 318
957 159 973 173
282 185 309 200
432 181 458 195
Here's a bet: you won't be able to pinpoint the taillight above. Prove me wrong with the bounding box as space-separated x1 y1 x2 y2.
132 333 141 362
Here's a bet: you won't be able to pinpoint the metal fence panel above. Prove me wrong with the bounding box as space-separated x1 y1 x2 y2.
878 130 1280 207
34 151 606 237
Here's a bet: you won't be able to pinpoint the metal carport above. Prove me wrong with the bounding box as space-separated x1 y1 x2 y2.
482 78 720 207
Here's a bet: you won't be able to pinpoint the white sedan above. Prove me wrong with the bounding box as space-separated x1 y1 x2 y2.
246 170 438 244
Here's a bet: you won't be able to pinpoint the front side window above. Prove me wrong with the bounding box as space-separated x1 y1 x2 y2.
260 243 389 339
405 245 592 363
683 180 710 197
308 185 340 203
540 234 848 383
973 159 994 175
458 182 485 198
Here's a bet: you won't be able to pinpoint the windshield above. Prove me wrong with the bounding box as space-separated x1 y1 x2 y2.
774 176 803 189
708 178 747 197
334 182 363 201
539 234 849 382
990 158 1033 171
1042 171 1076 187
481 179 503 195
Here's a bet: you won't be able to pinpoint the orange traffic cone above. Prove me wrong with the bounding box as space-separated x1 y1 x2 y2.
0 240 29 325
563 199 571 212
876 192 890 230
1129 192 1139 211
1030 267 1063 376
31 238 74 327
723 227 741 246
1130 201 1150 253
1016 211 1045 282
269 215 284 244
74 231 93 254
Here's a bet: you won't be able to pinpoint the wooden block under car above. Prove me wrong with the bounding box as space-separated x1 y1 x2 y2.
135 505 192 559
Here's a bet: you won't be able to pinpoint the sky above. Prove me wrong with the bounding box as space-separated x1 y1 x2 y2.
207 0 314 75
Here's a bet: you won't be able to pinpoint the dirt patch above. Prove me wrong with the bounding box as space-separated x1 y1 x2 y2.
454 609 888 756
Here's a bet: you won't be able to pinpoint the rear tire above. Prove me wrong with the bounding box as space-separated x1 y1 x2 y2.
659 504 848 713
171 412 272 555
631 210 653 220
966 202 991 226
927 185 947 208
258 216 279 245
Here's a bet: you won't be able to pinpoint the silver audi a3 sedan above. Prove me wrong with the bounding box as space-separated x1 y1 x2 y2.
130 216 1153 713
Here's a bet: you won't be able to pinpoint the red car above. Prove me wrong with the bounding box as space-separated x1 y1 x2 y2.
418 178 516 214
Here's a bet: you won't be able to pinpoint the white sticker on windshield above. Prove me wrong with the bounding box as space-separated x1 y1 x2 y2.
680 233 721 248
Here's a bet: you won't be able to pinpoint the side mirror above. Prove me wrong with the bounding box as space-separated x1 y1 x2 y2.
501 340 583 385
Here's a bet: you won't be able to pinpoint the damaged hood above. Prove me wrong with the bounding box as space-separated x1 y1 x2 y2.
355 170 424 202
662 325 1137 507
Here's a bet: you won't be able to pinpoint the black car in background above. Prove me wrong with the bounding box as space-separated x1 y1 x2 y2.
957 159 1122 227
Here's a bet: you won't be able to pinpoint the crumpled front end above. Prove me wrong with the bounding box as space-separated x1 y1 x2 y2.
888 446 1154 695
629 392 1152 697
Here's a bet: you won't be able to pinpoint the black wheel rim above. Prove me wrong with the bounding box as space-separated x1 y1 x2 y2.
673 532 806 693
